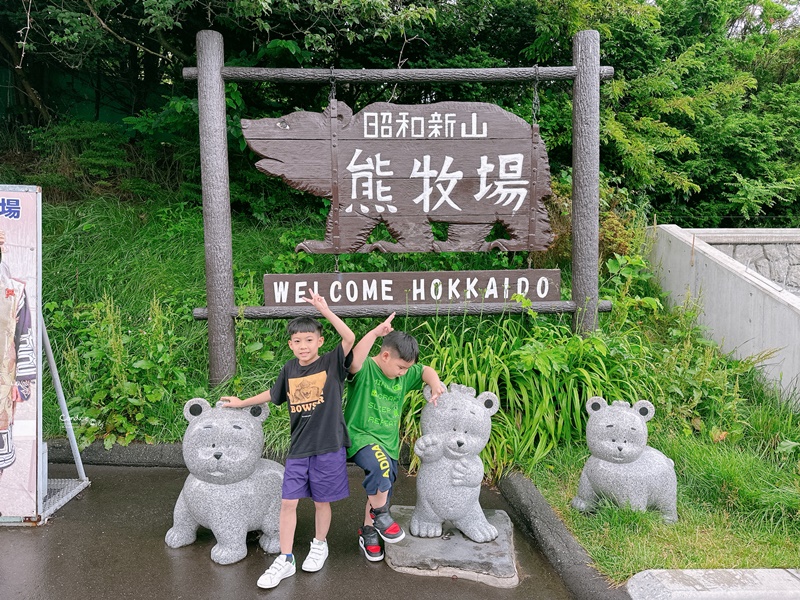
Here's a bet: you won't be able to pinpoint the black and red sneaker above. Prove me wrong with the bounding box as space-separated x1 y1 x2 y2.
358 525 384 562
369 503 405 543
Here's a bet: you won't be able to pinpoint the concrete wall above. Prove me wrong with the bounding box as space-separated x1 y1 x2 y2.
648 225 800 393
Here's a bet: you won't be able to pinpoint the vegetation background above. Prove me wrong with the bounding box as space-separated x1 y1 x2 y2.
1 0 799 583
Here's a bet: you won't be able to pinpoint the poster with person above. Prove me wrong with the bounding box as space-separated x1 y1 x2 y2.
0 186 41 521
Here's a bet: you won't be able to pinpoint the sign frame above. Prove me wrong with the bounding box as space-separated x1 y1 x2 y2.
0 184 43 522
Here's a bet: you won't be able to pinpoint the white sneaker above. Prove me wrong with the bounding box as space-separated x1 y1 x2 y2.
257 554 296 589
301 538 329 572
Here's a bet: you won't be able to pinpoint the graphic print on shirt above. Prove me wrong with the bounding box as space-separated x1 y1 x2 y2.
367 382 403 428
288 371 327 414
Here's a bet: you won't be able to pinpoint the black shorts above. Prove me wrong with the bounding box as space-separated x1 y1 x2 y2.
352 443 398 497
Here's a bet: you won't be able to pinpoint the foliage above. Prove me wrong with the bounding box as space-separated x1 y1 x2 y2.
46 294 204 449
3 0 800 225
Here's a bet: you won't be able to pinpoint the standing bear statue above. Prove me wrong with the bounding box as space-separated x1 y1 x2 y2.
571 396 678 523
165 398 284 564
410 383 499 543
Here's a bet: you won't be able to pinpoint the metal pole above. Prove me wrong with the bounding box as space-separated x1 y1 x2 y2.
41 318 86 481
197 30 236 385
571 30 601 333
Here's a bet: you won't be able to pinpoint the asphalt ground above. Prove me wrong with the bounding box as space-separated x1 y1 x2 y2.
0 463 575 600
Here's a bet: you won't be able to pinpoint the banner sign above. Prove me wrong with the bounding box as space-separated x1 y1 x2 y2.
243 101 553 254
0 185 42 521
263 269 560 308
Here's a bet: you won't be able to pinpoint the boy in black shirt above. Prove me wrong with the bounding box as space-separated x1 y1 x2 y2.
221 290 354 588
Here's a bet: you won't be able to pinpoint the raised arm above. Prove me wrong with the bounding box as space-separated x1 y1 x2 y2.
304 289 355 355
220 388 272 408
350 312 395 374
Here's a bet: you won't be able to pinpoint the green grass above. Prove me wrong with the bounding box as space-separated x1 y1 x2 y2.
524 428 800 583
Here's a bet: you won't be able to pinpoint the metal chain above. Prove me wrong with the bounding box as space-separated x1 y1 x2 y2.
329 67 336 101
531 64 540 124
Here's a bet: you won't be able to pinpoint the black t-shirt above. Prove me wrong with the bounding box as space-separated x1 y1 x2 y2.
270 343 352 459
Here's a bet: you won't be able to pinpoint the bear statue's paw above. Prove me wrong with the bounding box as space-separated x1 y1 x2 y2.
461 521 498 543
210 542 248 565
165 527 197 548
662 511 679 524
410 515 443 538
570 496 591 513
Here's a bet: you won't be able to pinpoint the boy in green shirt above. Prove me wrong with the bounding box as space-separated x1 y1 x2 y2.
344 313 444 562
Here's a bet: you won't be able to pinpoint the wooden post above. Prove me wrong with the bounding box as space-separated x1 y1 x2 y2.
571 30 601 333
197 30 236 385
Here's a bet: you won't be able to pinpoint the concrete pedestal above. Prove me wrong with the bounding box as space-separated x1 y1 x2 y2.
385 505 519 588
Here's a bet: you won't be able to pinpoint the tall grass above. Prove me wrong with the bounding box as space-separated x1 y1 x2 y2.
404 305 667 482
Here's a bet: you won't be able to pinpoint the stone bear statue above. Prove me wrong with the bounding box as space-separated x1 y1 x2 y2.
571 396 678 523
410 383 499 542
165 398 284 564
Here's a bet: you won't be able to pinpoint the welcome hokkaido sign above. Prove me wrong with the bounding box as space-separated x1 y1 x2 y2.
245 100 560 313
264 269 560 308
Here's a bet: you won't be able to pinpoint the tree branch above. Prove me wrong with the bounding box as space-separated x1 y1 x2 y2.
83 0 172 62
0 32 50 122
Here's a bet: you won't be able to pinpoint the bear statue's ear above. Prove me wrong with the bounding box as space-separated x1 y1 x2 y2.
586 396 607 415
423 384 433 402
247 402 270 423
477 391 499 416
632 400 655 422
184 398 211 421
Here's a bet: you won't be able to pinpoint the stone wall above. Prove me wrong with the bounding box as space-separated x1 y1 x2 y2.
711 243 800 293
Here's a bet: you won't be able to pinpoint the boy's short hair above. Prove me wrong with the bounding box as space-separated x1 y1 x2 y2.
381 331 419 363
287 316 323 337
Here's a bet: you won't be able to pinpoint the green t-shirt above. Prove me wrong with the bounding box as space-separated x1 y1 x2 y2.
344 357 423 460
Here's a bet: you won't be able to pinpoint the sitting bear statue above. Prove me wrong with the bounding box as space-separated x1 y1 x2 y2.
410 383 500 543
571 396 678 523
165 398 284 564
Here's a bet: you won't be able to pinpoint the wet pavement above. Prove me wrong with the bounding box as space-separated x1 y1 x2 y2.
0 463 574 600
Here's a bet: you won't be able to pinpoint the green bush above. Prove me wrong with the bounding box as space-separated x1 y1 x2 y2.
46 294 205 448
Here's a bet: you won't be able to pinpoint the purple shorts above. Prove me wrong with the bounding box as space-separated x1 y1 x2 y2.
282 447 350 502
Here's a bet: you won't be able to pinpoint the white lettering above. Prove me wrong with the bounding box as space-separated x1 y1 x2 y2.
503 277 510 299
430 279 443 300
273 281 290 303
485 277 498 299
381 112 392 137
413 278 425 301
448 278 461 300
364 113 379 138
363 279 378 301
330 281 342 303
295 281 308 303
444 113 456 137
518 277 530 297
346 280 359 302
465 277 478 299
536 277 549 299
411 117 425 138
381 279 393 301
461 112 488 138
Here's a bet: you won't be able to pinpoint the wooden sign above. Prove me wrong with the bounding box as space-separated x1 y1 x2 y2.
263 269 560 308
242 101 553 254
